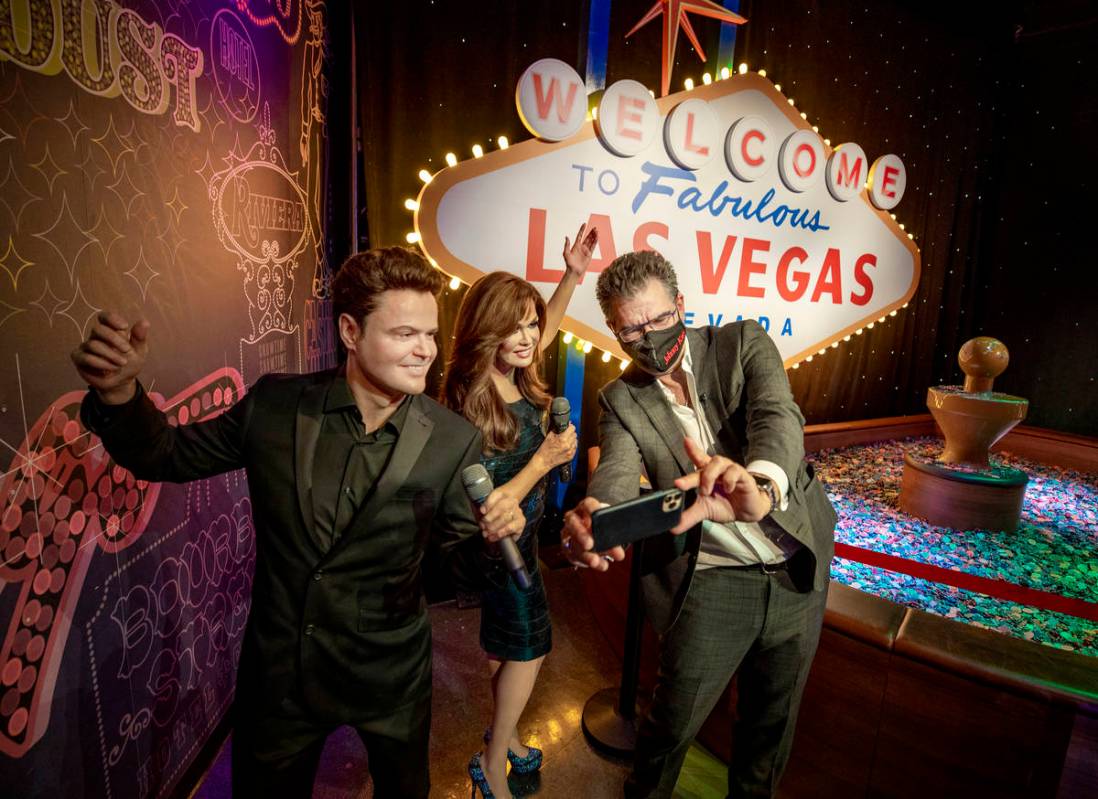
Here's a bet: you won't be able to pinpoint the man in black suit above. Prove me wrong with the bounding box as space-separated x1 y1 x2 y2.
71 247 524 798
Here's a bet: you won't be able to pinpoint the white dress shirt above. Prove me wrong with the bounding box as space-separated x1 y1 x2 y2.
656 340 791 568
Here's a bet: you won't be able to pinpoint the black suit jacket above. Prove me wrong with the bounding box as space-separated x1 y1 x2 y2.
82 369 495 722
588 323 837 634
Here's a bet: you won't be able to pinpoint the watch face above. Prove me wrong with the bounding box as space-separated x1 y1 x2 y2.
752 475 778 511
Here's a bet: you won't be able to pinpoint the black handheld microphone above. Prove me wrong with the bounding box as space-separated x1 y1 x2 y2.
461 464 532 590
550 396 572 483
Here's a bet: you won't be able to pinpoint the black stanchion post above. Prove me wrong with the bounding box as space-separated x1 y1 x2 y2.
581 538 646 757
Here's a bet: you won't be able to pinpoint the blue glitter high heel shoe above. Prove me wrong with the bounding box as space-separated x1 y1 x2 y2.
484 728 543 774
468 752 495 799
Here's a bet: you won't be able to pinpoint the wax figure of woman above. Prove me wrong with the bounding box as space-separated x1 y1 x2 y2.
442 224 597 798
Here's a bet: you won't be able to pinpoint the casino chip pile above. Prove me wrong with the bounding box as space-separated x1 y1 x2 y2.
812 438 1098 656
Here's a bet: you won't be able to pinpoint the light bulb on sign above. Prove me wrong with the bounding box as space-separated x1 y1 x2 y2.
619 359 628 371
404 198 418 211
737 62 748 75
601 351 611 363
758 69 767 77
720 66 730 80
582 341 593 354
562 332 573 344
445 152 458 167
773 83 782 92
449 276 461 290
702 72 712 85
472 144 484 158
684 77 694 90
405 231 420 243
418 169 433 183
498 136 509 149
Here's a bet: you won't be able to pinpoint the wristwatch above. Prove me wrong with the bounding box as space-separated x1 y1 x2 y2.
752 474 779 516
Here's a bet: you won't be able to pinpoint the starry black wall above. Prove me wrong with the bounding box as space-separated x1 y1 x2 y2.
964 3 1097 436
354 0 1097 437
739 0 1097 436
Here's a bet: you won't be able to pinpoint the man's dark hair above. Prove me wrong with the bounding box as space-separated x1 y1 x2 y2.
595 250 680 318
332 246 445 324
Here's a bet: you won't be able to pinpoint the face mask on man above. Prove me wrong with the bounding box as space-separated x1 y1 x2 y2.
621 316 687 375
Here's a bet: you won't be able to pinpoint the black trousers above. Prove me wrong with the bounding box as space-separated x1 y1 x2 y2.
230 688 432 798
625 566 827 799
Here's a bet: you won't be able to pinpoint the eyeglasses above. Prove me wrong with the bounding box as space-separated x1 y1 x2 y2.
615 309 679 343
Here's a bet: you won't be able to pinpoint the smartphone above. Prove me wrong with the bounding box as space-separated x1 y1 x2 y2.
591 488 695 551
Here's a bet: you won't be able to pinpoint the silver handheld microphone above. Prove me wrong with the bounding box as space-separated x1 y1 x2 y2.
550 396 573 483
461 464 531 590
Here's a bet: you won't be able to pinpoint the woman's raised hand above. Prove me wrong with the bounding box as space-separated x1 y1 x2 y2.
563 222 598 277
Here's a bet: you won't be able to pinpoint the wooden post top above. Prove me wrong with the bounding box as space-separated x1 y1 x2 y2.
959 336 1009 393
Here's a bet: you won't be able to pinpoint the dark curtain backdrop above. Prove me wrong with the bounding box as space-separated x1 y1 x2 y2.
355 1 1097 440
966 3 1097 437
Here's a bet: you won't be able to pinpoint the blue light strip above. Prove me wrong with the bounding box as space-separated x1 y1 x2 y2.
585 0 613 92
555 0 613 504
555 343 586 506
716 0 742 71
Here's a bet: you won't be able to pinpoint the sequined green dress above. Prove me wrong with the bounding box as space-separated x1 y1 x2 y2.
479 398 552 661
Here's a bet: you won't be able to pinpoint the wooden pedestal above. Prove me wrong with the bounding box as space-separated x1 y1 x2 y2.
899 452 1028 531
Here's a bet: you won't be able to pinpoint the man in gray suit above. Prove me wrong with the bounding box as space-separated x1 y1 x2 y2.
562 250 837 798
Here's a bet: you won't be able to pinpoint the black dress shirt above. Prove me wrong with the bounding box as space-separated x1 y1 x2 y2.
311 376 410 550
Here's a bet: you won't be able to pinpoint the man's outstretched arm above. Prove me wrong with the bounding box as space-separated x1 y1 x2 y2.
74 311 253 482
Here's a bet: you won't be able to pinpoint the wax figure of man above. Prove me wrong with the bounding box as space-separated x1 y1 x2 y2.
561 250 837 798
71 247 524 798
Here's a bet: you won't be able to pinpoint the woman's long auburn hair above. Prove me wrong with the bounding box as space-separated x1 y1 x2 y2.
442 272 552 452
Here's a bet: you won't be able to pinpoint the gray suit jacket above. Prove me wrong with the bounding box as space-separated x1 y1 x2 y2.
588 322 837 633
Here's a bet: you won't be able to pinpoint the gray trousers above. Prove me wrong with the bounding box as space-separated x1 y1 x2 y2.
625 566 827 799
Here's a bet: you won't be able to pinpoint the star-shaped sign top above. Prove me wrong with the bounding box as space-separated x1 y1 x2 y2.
626 0 747 97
